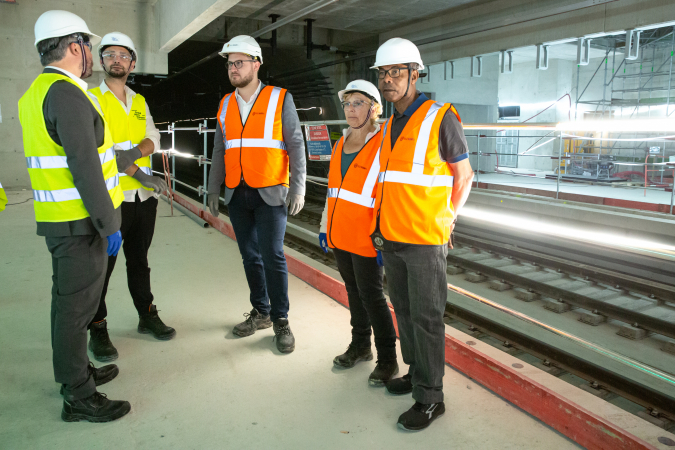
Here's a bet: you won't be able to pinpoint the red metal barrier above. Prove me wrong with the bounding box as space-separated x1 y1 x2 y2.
171 191 659 450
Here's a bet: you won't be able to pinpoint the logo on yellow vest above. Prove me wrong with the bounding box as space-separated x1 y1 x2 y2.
133 110 146 121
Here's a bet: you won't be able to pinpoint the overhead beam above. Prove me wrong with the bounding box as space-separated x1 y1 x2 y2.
156 0 241 52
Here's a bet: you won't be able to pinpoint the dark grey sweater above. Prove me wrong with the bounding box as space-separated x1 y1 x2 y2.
35 68 120 237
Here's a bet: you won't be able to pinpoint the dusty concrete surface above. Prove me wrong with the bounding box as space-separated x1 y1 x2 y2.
0 190 580 449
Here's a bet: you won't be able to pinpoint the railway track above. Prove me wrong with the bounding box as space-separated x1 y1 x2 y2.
172 183 675 427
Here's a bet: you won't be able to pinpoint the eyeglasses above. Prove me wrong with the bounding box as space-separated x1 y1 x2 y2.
227 59 257 70
102 52 132 62
341 100 372 109
83 41 92 51
377 67 409 79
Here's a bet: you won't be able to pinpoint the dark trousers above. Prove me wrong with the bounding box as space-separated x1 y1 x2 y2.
228 185 289 322
92 195 158 324
382 243 448 404
47 234 108 400
332 248 397 361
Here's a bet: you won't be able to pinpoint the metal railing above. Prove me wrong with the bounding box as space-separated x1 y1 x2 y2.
154 120 675 217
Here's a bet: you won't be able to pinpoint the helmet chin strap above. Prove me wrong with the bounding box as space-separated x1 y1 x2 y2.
353 106 373 130
403 63 413 99
77 35 87 78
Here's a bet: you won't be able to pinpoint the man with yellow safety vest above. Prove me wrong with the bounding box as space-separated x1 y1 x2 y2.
369 38 474 431
0 181 6 211
18 10 131 422
207 35 306 354
88 32 173 363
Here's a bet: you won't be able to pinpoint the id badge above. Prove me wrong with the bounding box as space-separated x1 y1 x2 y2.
371 230 385 251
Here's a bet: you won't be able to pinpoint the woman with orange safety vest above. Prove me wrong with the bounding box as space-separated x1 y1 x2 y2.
319 80 399 386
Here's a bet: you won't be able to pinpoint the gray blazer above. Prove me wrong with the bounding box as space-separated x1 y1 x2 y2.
208 83 306 206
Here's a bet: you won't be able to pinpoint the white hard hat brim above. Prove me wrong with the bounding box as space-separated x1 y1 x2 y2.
370 60 424 70
337 89 381 105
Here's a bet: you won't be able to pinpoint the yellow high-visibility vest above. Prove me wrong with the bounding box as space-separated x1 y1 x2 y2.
89 86 153 192
0 181 6 212
18 73 123 222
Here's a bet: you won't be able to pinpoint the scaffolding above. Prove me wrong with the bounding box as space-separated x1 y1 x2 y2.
573 26 675 181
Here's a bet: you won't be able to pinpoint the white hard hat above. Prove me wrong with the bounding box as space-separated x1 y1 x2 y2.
219 35 263 64
338 80 382 105
370 37 424 70
99 32 137 62
34 10 101 47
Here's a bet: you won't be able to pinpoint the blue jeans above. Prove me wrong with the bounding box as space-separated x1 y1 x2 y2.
228 185 289 321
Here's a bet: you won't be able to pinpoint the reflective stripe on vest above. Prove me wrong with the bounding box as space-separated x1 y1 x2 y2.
326 131 382 257
327 151 379 208
217 85 289 189
372 100 456 246
18 73 123 222
88 87 152 192
33 174 119 202
26 147 116 169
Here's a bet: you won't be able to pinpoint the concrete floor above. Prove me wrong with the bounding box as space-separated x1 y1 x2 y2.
0 190 581 450
478 172 674 205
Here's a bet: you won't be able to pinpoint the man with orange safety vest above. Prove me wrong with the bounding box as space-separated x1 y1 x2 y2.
88 32 173 363
369 38 474 431
19 10 131 422
207 35 306 354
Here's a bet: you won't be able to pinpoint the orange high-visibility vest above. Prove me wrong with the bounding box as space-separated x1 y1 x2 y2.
326 130 382 257
370 100 461 246
217 85 289 189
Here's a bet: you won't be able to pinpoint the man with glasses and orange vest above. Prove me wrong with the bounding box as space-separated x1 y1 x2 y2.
207 35 306 354
18 10 131 422
88 32 173 363
369 38 474 431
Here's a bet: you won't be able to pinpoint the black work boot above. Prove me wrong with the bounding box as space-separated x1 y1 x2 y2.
397 401 445 431
233 308 272 337
273 318 295 353
368 360 399 386
385 373 413 395
60 362 119 395
61 392 131 423
89 320 118 362
138 305 176 340
333 345 373 368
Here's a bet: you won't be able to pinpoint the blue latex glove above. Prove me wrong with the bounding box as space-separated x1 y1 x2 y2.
106 231 122 256
376 250 384 267
319 232 328 253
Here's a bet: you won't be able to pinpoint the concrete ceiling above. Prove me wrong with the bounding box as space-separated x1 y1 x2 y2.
222 0 481 34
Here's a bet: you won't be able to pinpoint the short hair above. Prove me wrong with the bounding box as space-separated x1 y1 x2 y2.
36 34 80 67
342 92 383 127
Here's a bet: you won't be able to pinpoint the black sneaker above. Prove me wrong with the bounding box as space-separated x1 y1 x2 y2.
368 360 399 386
385 374 413 395
333 345 373 368
397 401 445 431
60 362 119 395
62 392 131 423
138 305 176 340
273 318 295 353
89 320 118 362
233 308 273 337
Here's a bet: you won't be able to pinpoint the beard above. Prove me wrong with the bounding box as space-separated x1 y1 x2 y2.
229 70 254 88
107 64 128 79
